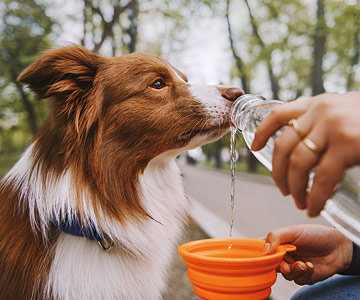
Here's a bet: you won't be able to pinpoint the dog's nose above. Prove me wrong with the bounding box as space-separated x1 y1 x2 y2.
220 88 245 101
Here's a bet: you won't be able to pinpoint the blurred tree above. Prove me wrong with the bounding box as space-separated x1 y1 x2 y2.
230 0 359 98
326 0 360 91
0 0 56 138
225 0 260 173
1 0 358 173
223 0 359 173
80 0 209 56
311 0 326 96
243 0 280 99
225 0 249 92
81 0 139 55
202 132 229 169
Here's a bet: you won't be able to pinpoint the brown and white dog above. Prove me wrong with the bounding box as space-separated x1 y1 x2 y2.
0 46 243 300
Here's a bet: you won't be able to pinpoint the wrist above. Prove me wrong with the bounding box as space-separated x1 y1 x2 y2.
338 242 360 275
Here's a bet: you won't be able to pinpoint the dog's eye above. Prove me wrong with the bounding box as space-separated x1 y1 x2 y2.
151 79 166 90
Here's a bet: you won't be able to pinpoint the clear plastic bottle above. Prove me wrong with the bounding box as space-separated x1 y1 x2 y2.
230 94 283 171
231 94 360 245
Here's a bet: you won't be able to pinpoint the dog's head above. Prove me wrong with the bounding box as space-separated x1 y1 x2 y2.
17 46 244 221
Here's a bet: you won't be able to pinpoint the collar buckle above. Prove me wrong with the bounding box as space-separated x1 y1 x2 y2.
98 235 114 251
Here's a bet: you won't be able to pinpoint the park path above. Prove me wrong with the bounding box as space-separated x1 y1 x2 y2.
181 163 328 300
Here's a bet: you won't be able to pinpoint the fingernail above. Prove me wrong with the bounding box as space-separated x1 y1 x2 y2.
262 242 270 254
298 262 306 271
250 141 257 151
280 188 290 196
307 210 319 218
282 265 290 274
306 262 314 269
295 202 306 210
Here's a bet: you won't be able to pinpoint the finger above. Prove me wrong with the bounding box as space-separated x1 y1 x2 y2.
285 114 325 208
251 99 310 151
305 262 314 277
306 148 347 217
278 260 291 275
271 117 313 195
281 261 308 282
287 137 323 210
281 261 315 284
276 254 300 273
271 126 301 195
293 262 315 285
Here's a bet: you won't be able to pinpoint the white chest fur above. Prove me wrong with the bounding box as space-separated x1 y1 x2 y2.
45 156 189 300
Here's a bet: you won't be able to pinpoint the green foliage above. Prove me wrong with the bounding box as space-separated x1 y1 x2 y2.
0 0 55 150
0 152 20 179
227 0 359 98
201 130 246 160
0 0 55 79
0 0 358 174
326 1 360 90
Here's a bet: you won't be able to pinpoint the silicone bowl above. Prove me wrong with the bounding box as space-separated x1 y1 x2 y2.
178 238 296 300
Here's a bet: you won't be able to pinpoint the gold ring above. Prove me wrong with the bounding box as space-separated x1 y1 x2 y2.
288 119 304 139
303 138 319 154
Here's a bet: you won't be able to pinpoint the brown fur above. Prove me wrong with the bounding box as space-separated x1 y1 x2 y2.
0 181 59 300
0 46 243 298
17 46 213 224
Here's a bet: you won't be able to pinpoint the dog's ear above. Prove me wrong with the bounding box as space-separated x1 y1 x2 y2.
18 45 106 134
17 45 104 100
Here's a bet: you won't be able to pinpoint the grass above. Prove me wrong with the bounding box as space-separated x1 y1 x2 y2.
200 160 271 177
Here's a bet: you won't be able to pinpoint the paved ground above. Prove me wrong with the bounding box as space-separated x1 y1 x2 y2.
163 219 207 300
167 163 329 300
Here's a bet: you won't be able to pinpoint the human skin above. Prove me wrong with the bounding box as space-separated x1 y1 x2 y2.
262 224 353 285
251 92 360 217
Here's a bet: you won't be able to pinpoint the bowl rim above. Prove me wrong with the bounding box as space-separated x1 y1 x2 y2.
178 238 295 264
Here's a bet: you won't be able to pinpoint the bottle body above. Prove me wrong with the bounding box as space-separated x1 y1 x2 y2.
231 94 360 245
230 94 282 171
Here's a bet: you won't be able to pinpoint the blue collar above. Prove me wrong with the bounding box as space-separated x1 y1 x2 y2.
52 214 103 241
52 214 114 250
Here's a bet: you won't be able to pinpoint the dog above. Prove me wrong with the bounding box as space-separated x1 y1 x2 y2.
0 45 244 300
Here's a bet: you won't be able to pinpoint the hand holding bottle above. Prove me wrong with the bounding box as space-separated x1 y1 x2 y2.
263 224 353 285
251 92 360 216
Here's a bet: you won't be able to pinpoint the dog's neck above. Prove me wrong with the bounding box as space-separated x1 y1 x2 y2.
3 143 189 256
41 151 189 300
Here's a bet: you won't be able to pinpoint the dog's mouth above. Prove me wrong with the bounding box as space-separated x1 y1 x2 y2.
178 120 231 142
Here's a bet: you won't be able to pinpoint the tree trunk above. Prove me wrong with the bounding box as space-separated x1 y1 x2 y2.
125 0 138 53
10 67 38 136
243 0 279 99
247 153 258 173
226 0 258 173
81 2 87 47
311 0 326 96
15 82 38 135
214 140 223 169
225 0 249 92
83 0 137 54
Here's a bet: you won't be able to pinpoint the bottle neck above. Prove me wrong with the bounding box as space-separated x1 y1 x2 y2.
230 94 282 131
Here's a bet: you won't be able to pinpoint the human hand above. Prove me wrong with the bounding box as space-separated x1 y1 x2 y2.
251 92 360 216
263 224 353 285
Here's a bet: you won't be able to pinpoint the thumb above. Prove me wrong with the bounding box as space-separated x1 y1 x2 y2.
263 225 301 254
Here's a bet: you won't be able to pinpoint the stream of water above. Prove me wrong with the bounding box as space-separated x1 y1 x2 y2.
229 126 237 244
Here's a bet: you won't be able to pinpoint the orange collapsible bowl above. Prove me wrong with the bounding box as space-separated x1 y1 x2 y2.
178 238 296 300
